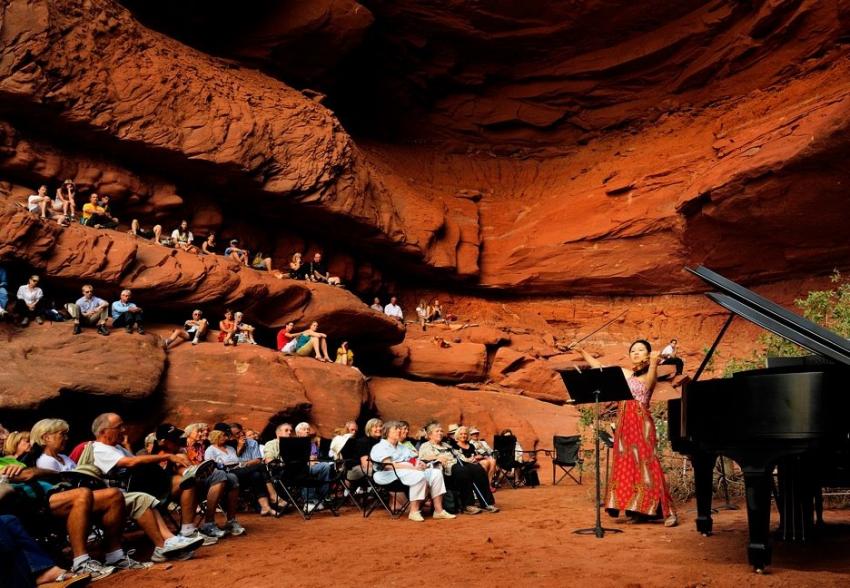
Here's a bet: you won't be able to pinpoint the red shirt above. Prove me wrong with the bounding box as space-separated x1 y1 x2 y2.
276 328 294 351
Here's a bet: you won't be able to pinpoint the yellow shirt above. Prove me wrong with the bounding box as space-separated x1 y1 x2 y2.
82 202 104 220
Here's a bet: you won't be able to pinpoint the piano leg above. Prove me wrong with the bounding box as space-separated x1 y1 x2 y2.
742 464 773 573
691 451 715 536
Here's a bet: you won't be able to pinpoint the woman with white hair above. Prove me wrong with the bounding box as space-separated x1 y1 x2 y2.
30 418 76 472
370 420 456 522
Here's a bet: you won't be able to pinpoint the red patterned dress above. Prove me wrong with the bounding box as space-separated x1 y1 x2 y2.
604 376 675 518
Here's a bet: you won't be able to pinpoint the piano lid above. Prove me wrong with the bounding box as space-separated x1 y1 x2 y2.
688 266 850 367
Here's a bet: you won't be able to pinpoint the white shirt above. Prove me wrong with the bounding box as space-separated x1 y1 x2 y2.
384 303 403 319
661 344 675 358
171 229 194 244
92 442 133 474
36 453 77 472
16 285 43 306
370 439 416 484
27 194 45 211
204 444 239 467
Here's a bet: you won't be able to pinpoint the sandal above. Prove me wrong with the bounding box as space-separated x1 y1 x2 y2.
40 571 91 588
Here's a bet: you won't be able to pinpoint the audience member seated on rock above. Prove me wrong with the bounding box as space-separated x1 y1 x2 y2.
201 232 216 254
0 458 126 579
276 321 296 352
335 341 355 366
233 312 257 345
660 338 685 376
89 414 211 549
307 252 341 286
15 274 45 326
250 252 284 278
171 220 198 253
110 289 144 334
128 219 162 243
204 429 269 523
30 419 76 472
229 422 280 513
218 309 238 346
416 299 428 330
370 420 456 522
27 185 53 220
370 297 383 312
418 423 498 514
281 321 333 361
428 299 444 323
0 513 92 588
225 239 249 266
163 309 209 349
54 179 77 220
80 194 117 229
98 196 119 227
4 431 31 460
66 284 109 336
294 422 333 512
289 252 308 280
455 426 497 490
0 265 7 319
384 296 403 322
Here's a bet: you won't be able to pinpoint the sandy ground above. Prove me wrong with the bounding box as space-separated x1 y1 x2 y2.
104 483 850 588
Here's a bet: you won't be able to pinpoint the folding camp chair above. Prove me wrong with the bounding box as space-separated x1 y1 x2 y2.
552 435 583 485
492 435 539 488
363 457 411 518
268 437 340 520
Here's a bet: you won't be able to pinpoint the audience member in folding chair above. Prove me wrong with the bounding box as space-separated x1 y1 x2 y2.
550 435 583 485
265 434 339 520
493 430 540 488
368 420 456 522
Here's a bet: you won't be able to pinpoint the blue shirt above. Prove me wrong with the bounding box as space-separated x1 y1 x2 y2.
76 295 107 314
111 300 138 319
237 438 262 462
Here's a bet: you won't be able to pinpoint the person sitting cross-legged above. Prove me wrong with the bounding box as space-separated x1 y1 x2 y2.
15 274 45 326
171 220 198 254
163 309 209 349
225 239 249 266
27 185 53 220
66 284 109 336
218 309 238 346
111 289 144 334
307 252 341 286
81 194 116 229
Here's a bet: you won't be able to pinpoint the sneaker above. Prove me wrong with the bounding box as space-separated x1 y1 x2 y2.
35 316 44 325
109 549 153 570
483 505 500 513
20 317 29 326
180 529 218 546
167 534 205 552
463 505 482 515
151 547 195 564
305 501 319 514
73 323 81 335
192 337 199 345
137 325 145 334
408 511 425 522
433 510 457 520
125 325 133 334
223 520 246 536
664 514 679 528
198 522 227 538
97 325 109 336
72 558 115 582
0 308 7 318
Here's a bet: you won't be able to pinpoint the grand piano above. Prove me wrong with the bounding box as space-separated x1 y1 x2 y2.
668 266 850 573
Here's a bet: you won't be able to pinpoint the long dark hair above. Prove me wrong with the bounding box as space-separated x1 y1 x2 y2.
629 339 652 376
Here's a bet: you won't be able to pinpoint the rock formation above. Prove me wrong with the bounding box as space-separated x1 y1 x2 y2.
1 0 848 443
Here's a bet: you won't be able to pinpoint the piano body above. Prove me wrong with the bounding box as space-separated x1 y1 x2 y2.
669 266 850 573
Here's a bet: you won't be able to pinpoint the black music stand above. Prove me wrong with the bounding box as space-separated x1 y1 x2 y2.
562 366 633 538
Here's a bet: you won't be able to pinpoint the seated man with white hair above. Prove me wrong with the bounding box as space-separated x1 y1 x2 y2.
111 289 144 334
370 420 456 522
294 422 333 512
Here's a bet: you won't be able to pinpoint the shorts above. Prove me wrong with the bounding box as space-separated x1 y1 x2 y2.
281 339 298 354
123 491 159 519
295 340 314 356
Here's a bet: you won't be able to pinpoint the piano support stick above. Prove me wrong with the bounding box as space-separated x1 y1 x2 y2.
691 451 715 536
742 463 774 573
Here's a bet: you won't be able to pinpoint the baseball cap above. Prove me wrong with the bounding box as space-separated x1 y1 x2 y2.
156 423 184 442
